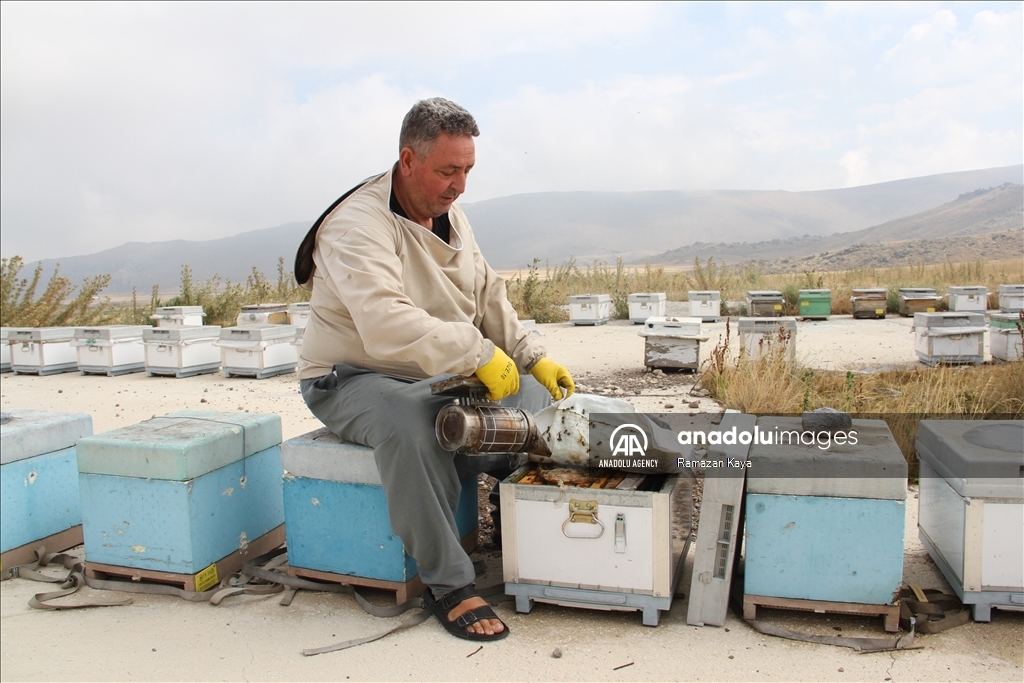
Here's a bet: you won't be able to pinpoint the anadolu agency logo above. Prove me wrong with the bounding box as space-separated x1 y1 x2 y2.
597 423 659 468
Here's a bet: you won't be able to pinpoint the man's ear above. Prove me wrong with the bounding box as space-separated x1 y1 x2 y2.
398 147 416 176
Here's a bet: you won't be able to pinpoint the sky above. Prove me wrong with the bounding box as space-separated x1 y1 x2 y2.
1 1 1021 262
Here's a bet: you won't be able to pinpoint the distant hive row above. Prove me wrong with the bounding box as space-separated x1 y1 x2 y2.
1 303 309 379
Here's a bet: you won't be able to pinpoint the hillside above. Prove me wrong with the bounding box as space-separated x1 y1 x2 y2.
25 165 1023 293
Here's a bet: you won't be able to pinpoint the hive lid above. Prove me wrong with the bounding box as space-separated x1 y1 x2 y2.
76 410 282 480
851 288 886 296
913 312 985 328
628 292 667 302
946 286 987 295
990 313 1022 330
7 327 75 342
798 289 831 295
569 294 611 303
280 427 379 484
240 303 288 312
641 316 703 336
747 290 783 298
219 324 297 341
898 288 937 296
0 409 93 464
73 325 148 341
287 302 310 312
143 325 222 342
998 284 1024 293
916 420 1023 499
0 327 8 341
747 416 907 500
153 306 205 316
688 290 721 298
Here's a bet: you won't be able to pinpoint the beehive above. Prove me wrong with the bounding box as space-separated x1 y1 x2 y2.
797 289 831 320
237 303 289 327
746 291 784 318
998 285 1024 313
850 288 887 319
8 328 78 375
898 288 938 317
638 317 705 371
216 325 298 379
150 306 205 328
627 293 667 324
946 286 988 313
287 303 311 329
738 317 797 361
72 325 148 376
569 294 611 326
989 313 1023 362
913 312 985 366
143 326 221 378
687 291 721 322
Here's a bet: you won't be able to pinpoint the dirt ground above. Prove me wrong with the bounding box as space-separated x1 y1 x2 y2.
1 314 1021 682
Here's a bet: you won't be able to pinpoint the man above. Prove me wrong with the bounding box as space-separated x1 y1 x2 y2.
296 98 575 641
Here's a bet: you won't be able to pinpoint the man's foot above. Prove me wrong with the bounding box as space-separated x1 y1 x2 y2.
424 585 510 641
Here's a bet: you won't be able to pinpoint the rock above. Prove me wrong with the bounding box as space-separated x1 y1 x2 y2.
801 407 853 433
552 647 562 658
689 401 700 408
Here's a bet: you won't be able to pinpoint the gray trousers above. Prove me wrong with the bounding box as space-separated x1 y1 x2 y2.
300 365 551 597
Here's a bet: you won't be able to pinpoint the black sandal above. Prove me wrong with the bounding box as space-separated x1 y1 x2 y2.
423 585 510 641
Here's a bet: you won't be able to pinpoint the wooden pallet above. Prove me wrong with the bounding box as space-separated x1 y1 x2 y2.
1 526 84 579
286 528 477 605
84 524 285 592
742 593 900 633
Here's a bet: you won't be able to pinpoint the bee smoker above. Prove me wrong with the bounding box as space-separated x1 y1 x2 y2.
431 376 551 456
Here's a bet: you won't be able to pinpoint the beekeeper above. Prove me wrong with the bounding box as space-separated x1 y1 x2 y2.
296 97 575 641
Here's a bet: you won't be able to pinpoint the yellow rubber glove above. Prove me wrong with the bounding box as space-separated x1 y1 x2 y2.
475 348 520 401
529 357 576 401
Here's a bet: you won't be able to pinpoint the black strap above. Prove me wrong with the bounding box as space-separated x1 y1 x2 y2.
294 175 381 287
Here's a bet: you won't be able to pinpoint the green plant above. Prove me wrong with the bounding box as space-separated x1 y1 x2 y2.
1 256 117 327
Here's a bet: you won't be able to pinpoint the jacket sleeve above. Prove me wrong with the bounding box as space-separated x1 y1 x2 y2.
317 220 494 377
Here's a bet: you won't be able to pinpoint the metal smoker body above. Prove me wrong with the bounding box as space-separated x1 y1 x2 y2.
431 376 550 456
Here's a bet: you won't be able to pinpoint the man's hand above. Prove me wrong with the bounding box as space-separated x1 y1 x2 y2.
475 348 520 401
530 357 575 401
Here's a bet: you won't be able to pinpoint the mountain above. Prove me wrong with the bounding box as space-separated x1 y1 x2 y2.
26 165 1023 293
649 182 1024 266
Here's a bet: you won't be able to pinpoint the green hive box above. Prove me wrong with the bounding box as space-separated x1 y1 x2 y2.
798 289 831 319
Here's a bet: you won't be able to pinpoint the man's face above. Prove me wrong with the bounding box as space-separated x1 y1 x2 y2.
398 133 475 219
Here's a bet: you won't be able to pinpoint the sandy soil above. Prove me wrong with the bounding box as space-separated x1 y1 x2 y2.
1 315 1021 682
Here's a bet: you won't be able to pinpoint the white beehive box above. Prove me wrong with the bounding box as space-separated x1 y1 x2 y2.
8 328 78 375
150 306 205 328
913 312 985 366
501 465 692 626
72 326 148 376
687 291 721 322
746 291 784 318
989 313 1023 362
627 293 667 324
143 326 221 378
237 303 289 327
998 285 1024 313
216 325 298 379
738 317 797 361
569 294 611 326
917 420 1024 621
286 302 311 329
946 286 988 312
638 317 706 371
1 328 10 373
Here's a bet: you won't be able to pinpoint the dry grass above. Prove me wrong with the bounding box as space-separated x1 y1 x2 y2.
697 319 1024 473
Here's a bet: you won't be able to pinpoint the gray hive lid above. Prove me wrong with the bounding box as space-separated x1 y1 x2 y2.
946 286 987 296
153 306 205 316
913 312 985 328
143 325 221 342
916 420 1023 499
219 324 297 342
281 427 379 484
738 317 797 333
688 290 721 300
77 410 282 481
8 327 75 342
287 302 310 312
569 294 611 303
747 416 907 500
899 287 937 296
998 284 1024 294
240 303 288 313
0 408 93 464
798 289 831 295
628 292 666 302
641 316 702 336
73 325 148 341
851 288 886 296
747 290 783 299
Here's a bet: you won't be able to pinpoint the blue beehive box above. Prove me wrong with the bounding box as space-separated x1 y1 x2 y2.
76 411 284 578
281 428 478 598
1 409 92 573
744 417 907 607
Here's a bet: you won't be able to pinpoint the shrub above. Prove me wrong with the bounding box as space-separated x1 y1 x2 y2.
1 256 118 327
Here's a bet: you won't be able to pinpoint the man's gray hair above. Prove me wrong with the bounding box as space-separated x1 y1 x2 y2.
399 98 479 158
